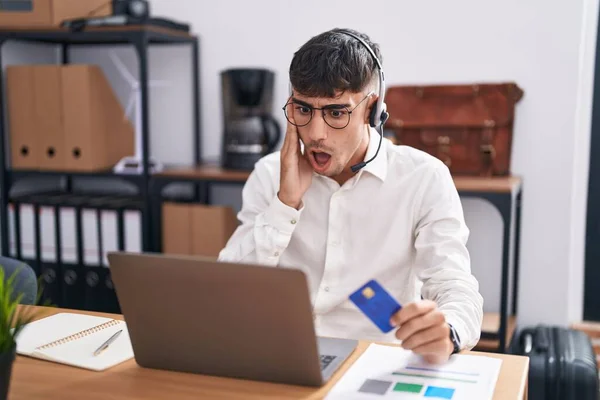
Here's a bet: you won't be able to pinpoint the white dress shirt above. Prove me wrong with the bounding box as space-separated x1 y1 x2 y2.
218 128 483 350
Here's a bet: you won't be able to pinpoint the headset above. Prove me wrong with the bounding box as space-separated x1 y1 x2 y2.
336 30 389 173
337 30 388 128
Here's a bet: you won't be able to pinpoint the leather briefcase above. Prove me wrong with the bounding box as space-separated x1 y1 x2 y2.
384 83 524 176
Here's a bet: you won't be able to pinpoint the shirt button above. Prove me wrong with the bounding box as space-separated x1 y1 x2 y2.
324 286 330 292
274 251 279 256
290 219 297 224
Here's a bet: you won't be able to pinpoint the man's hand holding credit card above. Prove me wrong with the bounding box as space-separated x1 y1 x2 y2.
350 280 458 364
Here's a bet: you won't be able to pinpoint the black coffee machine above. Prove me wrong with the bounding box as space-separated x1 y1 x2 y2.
221 68 281 170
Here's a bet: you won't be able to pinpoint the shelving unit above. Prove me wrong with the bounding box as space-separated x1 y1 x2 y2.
0 24 200 251
0 24 200 311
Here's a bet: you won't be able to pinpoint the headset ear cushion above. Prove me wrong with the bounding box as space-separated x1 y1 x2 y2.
369 104 378 127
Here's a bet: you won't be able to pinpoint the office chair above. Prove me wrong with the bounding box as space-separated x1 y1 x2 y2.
0 256 37 305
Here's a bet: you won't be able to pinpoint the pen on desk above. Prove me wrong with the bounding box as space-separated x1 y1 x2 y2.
93 329 123 356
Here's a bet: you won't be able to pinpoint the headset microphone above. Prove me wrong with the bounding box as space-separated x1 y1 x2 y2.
350 116 388 173
336 30 389 173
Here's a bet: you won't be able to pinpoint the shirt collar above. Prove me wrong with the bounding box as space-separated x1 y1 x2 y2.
359 127 388 182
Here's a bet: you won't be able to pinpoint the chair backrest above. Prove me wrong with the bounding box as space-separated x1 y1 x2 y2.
0 257 37 305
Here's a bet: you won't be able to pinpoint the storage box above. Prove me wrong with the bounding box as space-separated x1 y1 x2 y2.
34 65 64 170
162 203 239 258
6 64 134 171
61 65 134 171
6 66 38 169
0 0 112 28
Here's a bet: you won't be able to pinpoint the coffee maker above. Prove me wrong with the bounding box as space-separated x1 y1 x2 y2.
221 68 281 170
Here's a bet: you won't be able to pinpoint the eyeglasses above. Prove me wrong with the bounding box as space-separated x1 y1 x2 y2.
282 92 372 130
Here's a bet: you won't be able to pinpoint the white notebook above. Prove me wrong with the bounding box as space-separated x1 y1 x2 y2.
15 312 134 371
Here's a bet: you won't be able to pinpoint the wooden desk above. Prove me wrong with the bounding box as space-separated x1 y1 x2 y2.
8 307 529 400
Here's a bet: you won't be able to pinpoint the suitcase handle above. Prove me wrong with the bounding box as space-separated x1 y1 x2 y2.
521 326 550 354
524 333 533 354
536 326 550 350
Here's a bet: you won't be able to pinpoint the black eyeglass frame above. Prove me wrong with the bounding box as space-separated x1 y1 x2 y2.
282 92 373 130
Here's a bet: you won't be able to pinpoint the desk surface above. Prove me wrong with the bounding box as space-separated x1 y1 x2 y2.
157 165 522 193
9 307 529 400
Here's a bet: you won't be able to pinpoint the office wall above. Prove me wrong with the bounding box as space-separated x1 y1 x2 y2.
1 0 598 327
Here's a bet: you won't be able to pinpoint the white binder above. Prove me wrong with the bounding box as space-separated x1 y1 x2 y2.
82 208 100 266
59 207 77 264
40 206 56 262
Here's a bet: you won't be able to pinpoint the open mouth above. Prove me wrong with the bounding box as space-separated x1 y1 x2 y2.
309 151 332 172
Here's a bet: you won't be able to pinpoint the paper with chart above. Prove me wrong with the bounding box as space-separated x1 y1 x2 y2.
326 344 502 400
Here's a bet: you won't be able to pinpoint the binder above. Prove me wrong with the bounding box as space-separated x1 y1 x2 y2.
39 262 61 306
81 199 105 311
8 203 17 258
124 208 141 253
39 204 57 263
31 193 64 308
6 66 39 169
61 65 134 171
59 206 77 264
83 264 102 311
18 202 36 261
60 262 84 310
39 200 61 307
82 208 100 266
34 66 65 170
100 209 118 267
60 196 89 310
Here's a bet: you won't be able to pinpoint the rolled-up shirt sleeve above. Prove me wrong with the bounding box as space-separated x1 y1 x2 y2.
412 161 484 350
218 157 302 266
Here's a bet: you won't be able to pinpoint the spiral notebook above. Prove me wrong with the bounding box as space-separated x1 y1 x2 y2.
15 312 134 371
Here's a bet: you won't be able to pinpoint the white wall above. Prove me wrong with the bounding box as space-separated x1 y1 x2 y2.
2 0 597 327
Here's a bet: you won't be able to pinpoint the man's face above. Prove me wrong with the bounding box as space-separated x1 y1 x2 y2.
287 90 374 177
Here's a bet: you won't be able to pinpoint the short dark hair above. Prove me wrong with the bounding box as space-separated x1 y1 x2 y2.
289 28 382 98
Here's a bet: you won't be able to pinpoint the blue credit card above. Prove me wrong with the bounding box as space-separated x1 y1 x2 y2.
349 280 402 333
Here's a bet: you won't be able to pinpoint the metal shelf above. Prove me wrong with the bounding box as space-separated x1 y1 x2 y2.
0 24 196 44
8 168 147 185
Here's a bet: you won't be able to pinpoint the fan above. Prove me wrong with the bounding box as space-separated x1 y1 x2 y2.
110 50 168 174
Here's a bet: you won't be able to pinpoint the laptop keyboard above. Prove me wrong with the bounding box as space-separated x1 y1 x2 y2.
320 354 337 370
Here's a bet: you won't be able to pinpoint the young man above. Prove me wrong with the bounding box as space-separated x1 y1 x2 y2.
218 28 483 364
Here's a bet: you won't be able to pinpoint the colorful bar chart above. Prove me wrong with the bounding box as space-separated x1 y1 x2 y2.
325 344 502 400
358 378 456 399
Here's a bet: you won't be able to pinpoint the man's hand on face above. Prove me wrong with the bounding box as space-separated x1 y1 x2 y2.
278 110 313 210
390 300 454 364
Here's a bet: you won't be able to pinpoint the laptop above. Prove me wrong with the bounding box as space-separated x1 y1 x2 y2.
107 251 358 387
